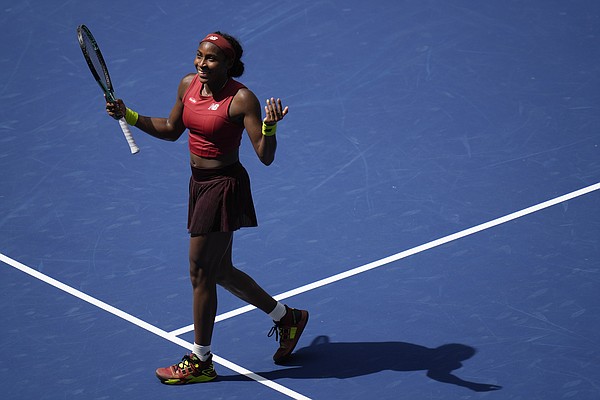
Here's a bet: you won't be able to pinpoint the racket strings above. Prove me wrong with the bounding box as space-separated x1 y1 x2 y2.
81 33 111 91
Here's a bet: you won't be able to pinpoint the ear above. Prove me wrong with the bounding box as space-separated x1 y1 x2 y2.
226 57 235 70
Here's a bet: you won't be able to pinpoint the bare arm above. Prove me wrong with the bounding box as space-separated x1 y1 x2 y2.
106 74 194 142
230 89 288 166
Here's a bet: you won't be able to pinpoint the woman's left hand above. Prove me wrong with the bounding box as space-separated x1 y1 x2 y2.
263 97 289 125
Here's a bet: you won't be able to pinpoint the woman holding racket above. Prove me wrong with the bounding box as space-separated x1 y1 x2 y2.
106 32 308 385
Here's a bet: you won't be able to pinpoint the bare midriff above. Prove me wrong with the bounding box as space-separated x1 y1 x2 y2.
190 149 240 169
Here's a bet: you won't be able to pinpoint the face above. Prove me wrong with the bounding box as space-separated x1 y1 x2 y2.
194 42 231 82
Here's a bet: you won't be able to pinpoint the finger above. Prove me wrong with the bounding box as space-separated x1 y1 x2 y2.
268 98 281 119
265 98 275 121
106 104 118 113
273 98 287 115
265 98 288 122
106 100 124 119
274 99 288 120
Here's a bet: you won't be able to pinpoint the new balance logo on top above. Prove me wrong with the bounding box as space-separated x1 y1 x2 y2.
208 103 220 111
188 97 197 104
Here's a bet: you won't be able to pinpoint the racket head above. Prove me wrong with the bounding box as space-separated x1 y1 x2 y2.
77 24 116 102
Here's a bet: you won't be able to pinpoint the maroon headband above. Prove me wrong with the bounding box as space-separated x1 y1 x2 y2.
200 33 236 60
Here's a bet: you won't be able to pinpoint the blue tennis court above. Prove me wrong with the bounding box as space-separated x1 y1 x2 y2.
1 1 599 399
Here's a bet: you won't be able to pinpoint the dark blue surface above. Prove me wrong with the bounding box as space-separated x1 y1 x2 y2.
1 1 599 399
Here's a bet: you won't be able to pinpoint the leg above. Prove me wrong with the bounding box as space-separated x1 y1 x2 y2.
214 236 308 363
215 235 277 314
155 232 225 385
189 231 233 346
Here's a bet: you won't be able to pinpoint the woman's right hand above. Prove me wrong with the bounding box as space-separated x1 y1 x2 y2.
105 96 126 120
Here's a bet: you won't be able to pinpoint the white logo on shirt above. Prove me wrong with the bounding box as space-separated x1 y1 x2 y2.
208 103 220 111
188 97 197 104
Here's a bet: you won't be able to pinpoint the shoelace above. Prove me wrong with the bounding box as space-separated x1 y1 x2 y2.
268 325 280 341
268 324 293 342
174 355 196 372
174 354 214 375
268 309 300 341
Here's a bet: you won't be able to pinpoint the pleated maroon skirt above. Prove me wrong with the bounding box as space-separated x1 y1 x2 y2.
187 162 258 236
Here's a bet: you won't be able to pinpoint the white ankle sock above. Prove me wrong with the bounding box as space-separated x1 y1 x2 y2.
192 343 211 361
268 302 287 322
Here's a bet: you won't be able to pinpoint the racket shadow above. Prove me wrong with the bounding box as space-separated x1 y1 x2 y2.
219 335 501 392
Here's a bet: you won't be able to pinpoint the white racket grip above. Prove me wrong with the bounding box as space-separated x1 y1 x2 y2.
118 117 140 154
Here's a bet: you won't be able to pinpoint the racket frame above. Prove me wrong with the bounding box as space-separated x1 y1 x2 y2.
77 24 139 154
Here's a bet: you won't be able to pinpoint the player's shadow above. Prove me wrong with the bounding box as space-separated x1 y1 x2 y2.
221 335 501 392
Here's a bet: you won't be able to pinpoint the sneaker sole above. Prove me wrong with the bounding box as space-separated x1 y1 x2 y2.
157 373 217 385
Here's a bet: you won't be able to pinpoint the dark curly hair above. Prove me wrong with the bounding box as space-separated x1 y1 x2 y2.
214 31 245 78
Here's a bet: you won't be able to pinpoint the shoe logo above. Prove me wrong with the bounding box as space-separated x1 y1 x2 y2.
188 97 197 104
208 103 220 111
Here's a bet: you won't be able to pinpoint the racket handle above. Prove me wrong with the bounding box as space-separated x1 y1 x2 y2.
118 117 140 154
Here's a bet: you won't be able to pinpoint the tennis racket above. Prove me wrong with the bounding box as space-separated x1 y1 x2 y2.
77 24 139 154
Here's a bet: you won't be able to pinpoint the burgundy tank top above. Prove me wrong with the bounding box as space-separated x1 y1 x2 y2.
182 75 246 158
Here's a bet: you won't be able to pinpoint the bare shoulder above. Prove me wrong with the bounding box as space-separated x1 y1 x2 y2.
177 73 196 98
235 87 259 101
232 87 260 112
182 72 196 82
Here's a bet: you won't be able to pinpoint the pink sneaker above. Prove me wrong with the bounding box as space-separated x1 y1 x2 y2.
155 353 217 384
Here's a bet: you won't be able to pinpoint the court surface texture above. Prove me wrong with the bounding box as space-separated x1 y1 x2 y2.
1 1 599 399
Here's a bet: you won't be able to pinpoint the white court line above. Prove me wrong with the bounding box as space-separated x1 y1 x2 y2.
0 253 311 400
2 182 599 395
169 181 600 337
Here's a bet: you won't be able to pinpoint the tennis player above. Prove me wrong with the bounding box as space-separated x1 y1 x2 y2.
106 32 308 384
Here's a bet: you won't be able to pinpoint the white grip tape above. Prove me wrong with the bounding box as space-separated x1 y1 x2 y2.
118 117 140 154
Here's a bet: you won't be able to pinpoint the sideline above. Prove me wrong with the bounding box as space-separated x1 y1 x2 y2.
0 252 311 400
3 182 599 398
169 182 600 337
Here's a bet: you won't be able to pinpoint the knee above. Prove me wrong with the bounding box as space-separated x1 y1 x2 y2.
189 259 215 289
